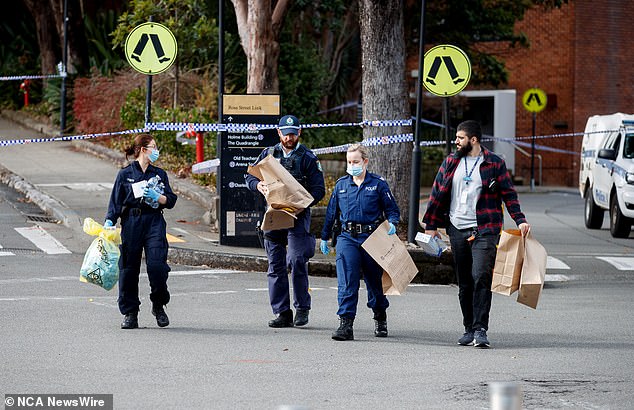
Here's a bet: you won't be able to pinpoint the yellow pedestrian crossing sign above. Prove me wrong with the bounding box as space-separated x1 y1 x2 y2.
125 22 177 75
522 88 547 113
423 45 471 97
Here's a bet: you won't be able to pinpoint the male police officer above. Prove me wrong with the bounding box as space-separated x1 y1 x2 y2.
246 115 325 328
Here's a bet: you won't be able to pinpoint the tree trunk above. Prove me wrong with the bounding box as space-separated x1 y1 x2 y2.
230 0 290 94
49 0 89 74
23 0 60 76
358 0 412 228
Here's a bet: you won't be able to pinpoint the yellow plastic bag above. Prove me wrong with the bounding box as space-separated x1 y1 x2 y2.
79 218 121 291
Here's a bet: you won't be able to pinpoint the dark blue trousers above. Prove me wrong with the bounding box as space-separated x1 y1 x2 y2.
335 232 389 319
118 212 171 315
447 223 498 331
263 212 315 315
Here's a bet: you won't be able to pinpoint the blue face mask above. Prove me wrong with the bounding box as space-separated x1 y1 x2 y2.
148 148 160 163
346 164 363 177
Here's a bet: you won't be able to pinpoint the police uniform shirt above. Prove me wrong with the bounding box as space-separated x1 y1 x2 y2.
245 142 325 207
106 161 178 222
322 172 400 239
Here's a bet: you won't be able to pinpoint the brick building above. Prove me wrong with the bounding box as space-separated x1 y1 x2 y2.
414 1 634 187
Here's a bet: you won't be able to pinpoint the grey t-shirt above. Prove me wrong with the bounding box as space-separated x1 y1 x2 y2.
449 155 482 229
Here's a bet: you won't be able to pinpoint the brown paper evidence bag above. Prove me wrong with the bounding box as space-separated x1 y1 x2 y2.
247 155 314 231
491 229 547 309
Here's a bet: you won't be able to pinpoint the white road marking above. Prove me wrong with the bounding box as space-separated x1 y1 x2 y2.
545 274 570 282
14 226 71 254
547 256 570 270
35 182 113 191
0 244 15 256
596 257 634 271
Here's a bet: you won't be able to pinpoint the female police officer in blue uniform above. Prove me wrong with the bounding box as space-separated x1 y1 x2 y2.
320 143 400 341
246 115 325 328
104 133 177 329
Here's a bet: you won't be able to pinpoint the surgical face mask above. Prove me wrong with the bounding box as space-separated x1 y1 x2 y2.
346 164 363 177
148 148 160 163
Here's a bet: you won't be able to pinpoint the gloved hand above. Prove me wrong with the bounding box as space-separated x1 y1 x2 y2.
104 219 114 229
320 239 330 255
143 186 161 202
387 222 396 235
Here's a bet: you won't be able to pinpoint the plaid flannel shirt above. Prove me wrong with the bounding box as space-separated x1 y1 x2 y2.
422 147 526 236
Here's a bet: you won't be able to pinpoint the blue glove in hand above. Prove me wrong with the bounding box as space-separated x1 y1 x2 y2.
387 222 396 235
143 186 161 202
320 239 330 255
104 219 114 229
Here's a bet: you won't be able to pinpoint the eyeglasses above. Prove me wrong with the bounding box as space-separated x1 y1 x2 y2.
145 144 158 150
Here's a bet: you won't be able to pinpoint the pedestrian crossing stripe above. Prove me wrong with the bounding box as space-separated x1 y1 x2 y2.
596 257 634 271
14 226 71 254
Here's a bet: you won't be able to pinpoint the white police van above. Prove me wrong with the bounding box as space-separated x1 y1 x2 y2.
579 113 634 237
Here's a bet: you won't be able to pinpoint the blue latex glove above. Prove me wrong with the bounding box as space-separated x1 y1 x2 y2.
104 219 114 227
387 222 396 235
320 239 330 255
143 186 161 202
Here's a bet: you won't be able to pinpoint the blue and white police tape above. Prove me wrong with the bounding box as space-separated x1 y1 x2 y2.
0 73 67 81
0 128 144 147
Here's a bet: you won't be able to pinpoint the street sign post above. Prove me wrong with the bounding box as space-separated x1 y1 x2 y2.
522 88 547 191
219 95 280 247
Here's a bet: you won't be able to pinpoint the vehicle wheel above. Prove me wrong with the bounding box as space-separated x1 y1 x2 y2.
609 195 632 238
584 188 604 229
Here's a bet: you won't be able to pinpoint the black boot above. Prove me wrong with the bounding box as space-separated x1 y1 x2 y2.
268 309 294 328
121 312 138 329
152 304 170 328
373 309 388 337
294 309 309 326
332 317 354 341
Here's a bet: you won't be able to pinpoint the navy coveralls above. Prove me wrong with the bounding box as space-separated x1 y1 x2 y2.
321 173 400 319
106 161 177 315
246 143 325 315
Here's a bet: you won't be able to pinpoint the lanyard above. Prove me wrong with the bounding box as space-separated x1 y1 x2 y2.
463 154 481 185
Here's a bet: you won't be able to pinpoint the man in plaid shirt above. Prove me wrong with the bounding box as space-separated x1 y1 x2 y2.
423 120 530 348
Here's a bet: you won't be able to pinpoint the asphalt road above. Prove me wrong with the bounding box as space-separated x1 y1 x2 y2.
1 181 634 409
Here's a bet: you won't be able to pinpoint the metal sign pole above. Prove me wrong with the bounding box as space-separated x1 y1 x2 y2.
407 0 426 243
59 0 68 135
530 112 536 192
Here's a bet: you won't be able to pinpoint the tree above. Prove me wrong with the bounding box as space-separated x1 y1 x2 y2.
22 0 60 76
230 0 291 93
358 0 411 226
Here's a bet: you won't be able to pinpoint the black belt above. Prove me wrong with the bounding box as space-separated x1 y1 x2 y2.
123 207 161 217
342 222 378 235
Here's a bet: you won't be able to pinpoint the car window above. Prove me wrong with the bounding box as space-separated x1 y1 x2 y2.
611 134 621 153
624 135 634 159
603 132 617 150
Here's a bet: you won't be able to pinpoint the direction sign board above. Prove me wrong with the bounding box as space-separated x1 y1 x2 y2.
125 22 177 75
423 45 471 97
522 88 548 113
219 95 280 247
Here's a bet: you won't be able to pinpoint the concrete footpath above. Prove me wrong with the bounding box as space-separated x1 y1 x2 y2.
0 110 574 283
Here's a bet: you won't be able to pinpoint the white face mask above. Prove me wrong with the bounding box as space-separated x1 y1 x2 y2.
346 164 363 177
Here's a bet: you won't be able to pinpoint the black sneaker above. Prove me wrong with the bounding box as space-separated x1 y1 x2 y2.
121 313 138 329
474 328 490 348
268 310 294 328
294 309 309 326
152 305 170 328
458 329 475 346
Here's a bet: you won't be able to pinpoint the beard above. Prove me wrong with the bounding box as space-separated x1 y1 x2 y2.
281 138 299 150
456 140 472 157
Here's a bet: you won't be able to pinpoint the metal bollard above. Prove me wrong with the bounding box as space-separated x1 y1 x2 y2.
489 381 522 410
